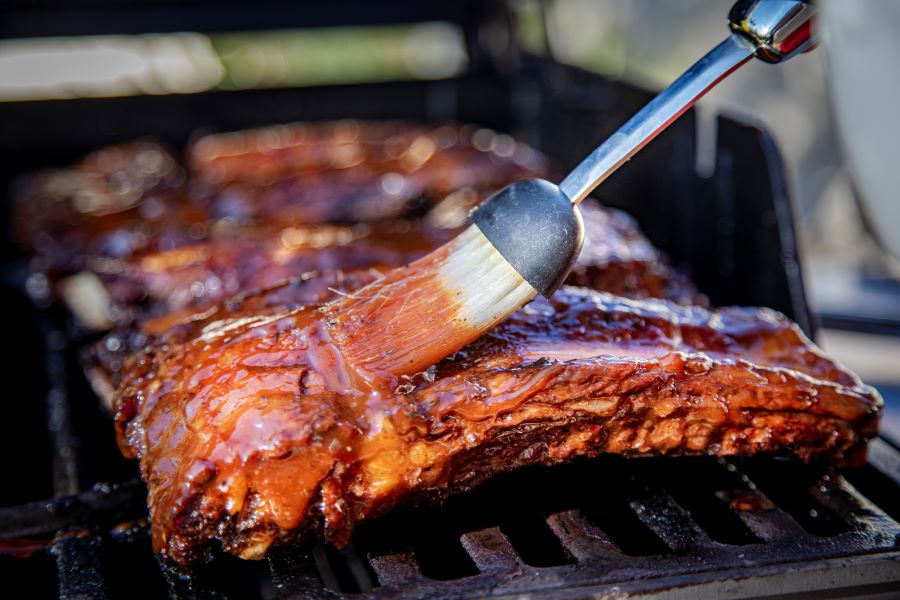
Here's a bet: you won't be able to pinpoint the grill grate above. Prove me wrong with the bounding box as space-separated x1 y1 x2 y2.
0 44 898 595
1 310 898 599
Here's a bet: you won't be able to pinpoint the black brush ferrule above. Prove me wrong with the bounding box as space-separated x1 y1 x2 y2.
471 179 584 298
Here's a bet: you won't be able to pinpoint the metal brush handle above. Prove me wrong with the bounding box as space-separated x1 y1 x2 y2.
559 0 815 205
729 0 815 63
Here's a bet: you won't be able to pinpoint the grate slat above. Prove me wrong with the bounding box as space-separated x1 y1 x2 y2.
458 527 520 574
867 438 900 485
367 551 421 588
723 496 811 543
41 325 80 497
160 571 230 600
545 509 623 562
341 543 377 593
268 546 333 599
737 460 850 537
157 552 273 600
630 495 715 553
0 480 146 539
811 478 900 541
51 532 108 600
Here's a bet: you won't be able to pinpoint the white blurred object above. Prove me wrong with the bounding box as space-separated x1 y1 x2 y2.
819 0 900 261
0 33 224 101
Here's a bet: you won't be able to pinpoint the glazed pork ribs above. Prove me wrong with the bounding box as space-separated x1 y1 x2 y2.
14 121 547 277
15 121 701 332
82 199 702 409
112 282 881 565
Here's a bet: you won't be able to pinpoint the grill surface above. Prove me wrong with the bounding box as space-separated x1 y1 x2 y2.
1 3 899 594
0 282 898 599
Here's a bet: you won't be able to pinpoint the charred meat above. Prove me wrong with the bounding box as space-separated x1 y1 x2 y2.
112 284 880 564
14 122 546 274
15 123 702 332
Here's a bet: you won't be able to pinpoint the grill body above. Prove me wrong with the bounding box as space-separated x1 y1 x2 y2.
1 2 898 598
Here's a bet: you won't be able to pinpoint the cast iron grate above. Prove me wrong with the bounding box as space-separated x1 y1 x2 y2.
1 0 896 594
0 312 898 599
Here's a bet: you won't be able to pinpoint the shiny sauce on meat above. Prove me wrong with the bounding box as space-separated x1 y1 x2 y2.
113 287 881 564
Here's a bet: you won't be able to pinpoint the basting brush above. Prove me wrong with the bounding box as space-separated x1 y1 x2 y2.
322 179 581 379
324 0 815 380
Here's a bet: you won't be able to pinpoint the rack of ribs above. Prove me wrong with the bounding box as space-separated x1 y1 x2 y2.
82 199 702 408
111 281 881 565
14 122 701 333
13 122 547 275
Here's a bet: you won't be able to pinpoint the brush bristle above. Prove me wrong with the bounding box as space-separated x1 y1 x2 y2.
437 226 537 329
323 225 536 381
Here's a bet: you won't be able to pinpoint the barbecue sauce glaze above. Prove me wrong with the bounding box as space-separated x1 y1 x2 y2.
113 286 881 565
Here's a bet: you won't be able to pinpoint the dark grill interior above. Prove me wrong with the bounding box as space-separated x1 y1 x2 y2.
2 214 899 598
2 2 899 597
3 321 900 600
